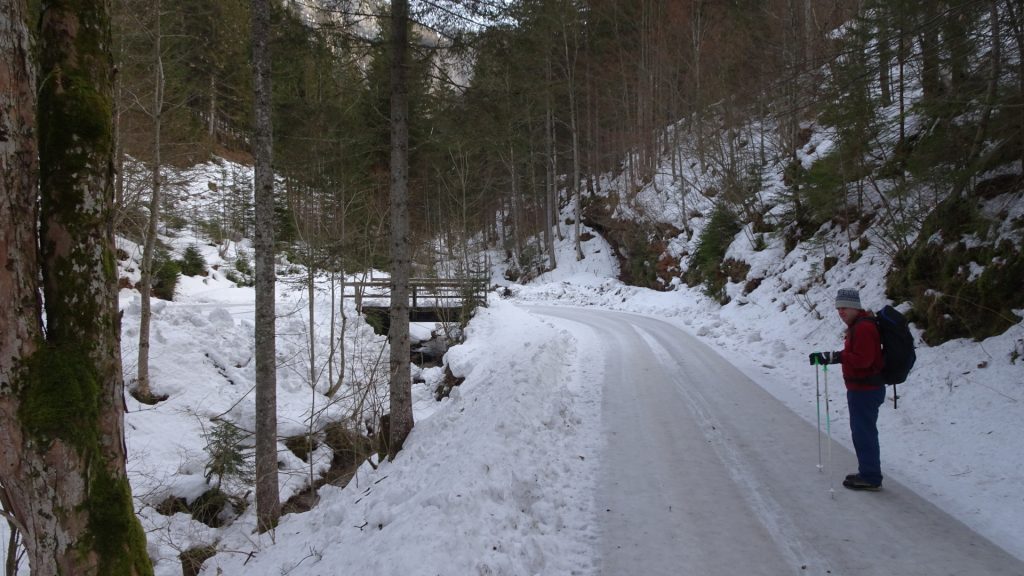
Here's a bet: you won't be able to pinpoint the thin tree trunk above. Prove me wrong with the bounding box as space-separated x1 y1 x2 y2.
544 94 557 270
561 18 584 261
251 0 280 532
209 74 217 138
112 19 127 232
307 242 316 392
326 269 348 398
388 0 414 459
507 144 523 268
136 0 165 401
304 228 317 488
571 104 583 262
920 2 942 102
692 1 707 172
878 12 891 107
327 191 349 398
328 272 336 393
550 91 564 243
943 2 970 94
898 14 906 144
585 33 601 197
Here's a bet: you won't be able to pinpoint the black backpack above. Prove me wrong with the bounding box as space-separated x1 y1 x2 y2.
873 305 916 386
859 305 916 408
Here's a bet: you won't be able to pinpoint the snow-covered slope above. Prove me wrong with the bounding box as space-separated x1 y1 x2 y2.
117 179 1023 576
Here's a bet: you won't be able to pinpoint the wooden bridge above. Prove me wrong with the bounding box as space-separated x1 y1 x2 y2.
345 276 490 332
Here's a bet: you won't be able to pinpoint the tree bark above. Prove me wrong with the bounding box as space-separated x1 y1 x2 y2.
544 87 557 270
1004 0 1024 168
560 16 584 261
1 0 153 573
897 8 907 144
691 0 707 173
251 0 280 532
878 10 892 107
919 2 942 102
388 0 414 459
0 4 43 564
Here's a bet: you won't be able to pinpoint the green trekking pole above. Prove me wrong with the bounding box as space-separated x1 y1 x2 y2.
823 361 835 499
814 358 823 473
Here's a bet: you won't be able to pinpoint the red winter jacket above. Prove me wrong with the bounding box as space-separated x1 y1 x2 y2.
841 311 885 391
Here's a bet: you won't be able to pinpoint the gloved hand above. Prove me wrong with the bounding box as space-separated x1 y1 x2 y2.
809 351 841 365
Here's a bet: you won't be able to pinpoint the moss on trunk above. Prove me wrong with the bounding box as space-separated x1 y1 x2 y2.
16 345 101 451
84 468 152 575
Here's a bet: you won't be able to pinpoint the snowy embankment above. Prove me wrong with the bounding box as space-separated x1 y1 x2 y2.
201 299 601 575
105 184 604 574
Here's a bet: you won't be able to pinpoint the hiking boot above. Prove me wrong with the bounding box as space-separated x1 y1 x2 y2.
843 475 882 492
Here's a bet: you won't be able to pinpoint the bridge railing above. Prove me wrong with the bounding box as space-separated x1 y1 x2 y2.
342 276 489 309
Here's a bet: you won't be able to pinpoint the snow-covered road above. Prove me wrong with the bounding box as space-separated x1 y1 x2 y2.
530 306 1024 576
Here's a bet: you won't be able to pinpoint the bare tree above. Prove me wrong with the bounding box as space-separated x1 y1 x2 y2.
251 0 281 532
0 0 153 573
135 0 166 402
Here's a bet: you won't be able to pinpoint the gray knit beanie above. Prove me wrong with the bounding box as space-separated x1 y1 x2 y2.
835 288 863 310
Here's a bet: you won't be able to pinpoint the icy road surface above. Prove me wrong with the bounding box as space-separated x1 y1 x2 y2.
529 306 1024 576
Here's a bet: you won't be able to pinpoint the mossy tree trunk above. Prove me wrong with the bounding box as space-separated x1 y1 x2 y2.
1 0 153 574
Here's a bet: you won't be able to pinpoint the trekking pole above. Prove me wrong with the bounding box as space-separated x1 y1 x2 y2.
823 363 835 499
814 359 823 473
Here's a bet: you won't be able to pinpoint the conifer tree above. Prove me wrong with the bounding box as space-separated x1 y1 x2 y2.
251 0 281 532
388 0 414 458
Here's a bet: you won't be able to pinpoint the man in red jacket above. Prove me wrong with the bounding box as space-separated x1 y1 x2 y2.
810 288 886 491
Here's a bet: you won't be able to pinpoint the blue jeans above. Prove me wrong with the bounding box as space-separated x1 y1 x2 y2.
847 387 886 485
